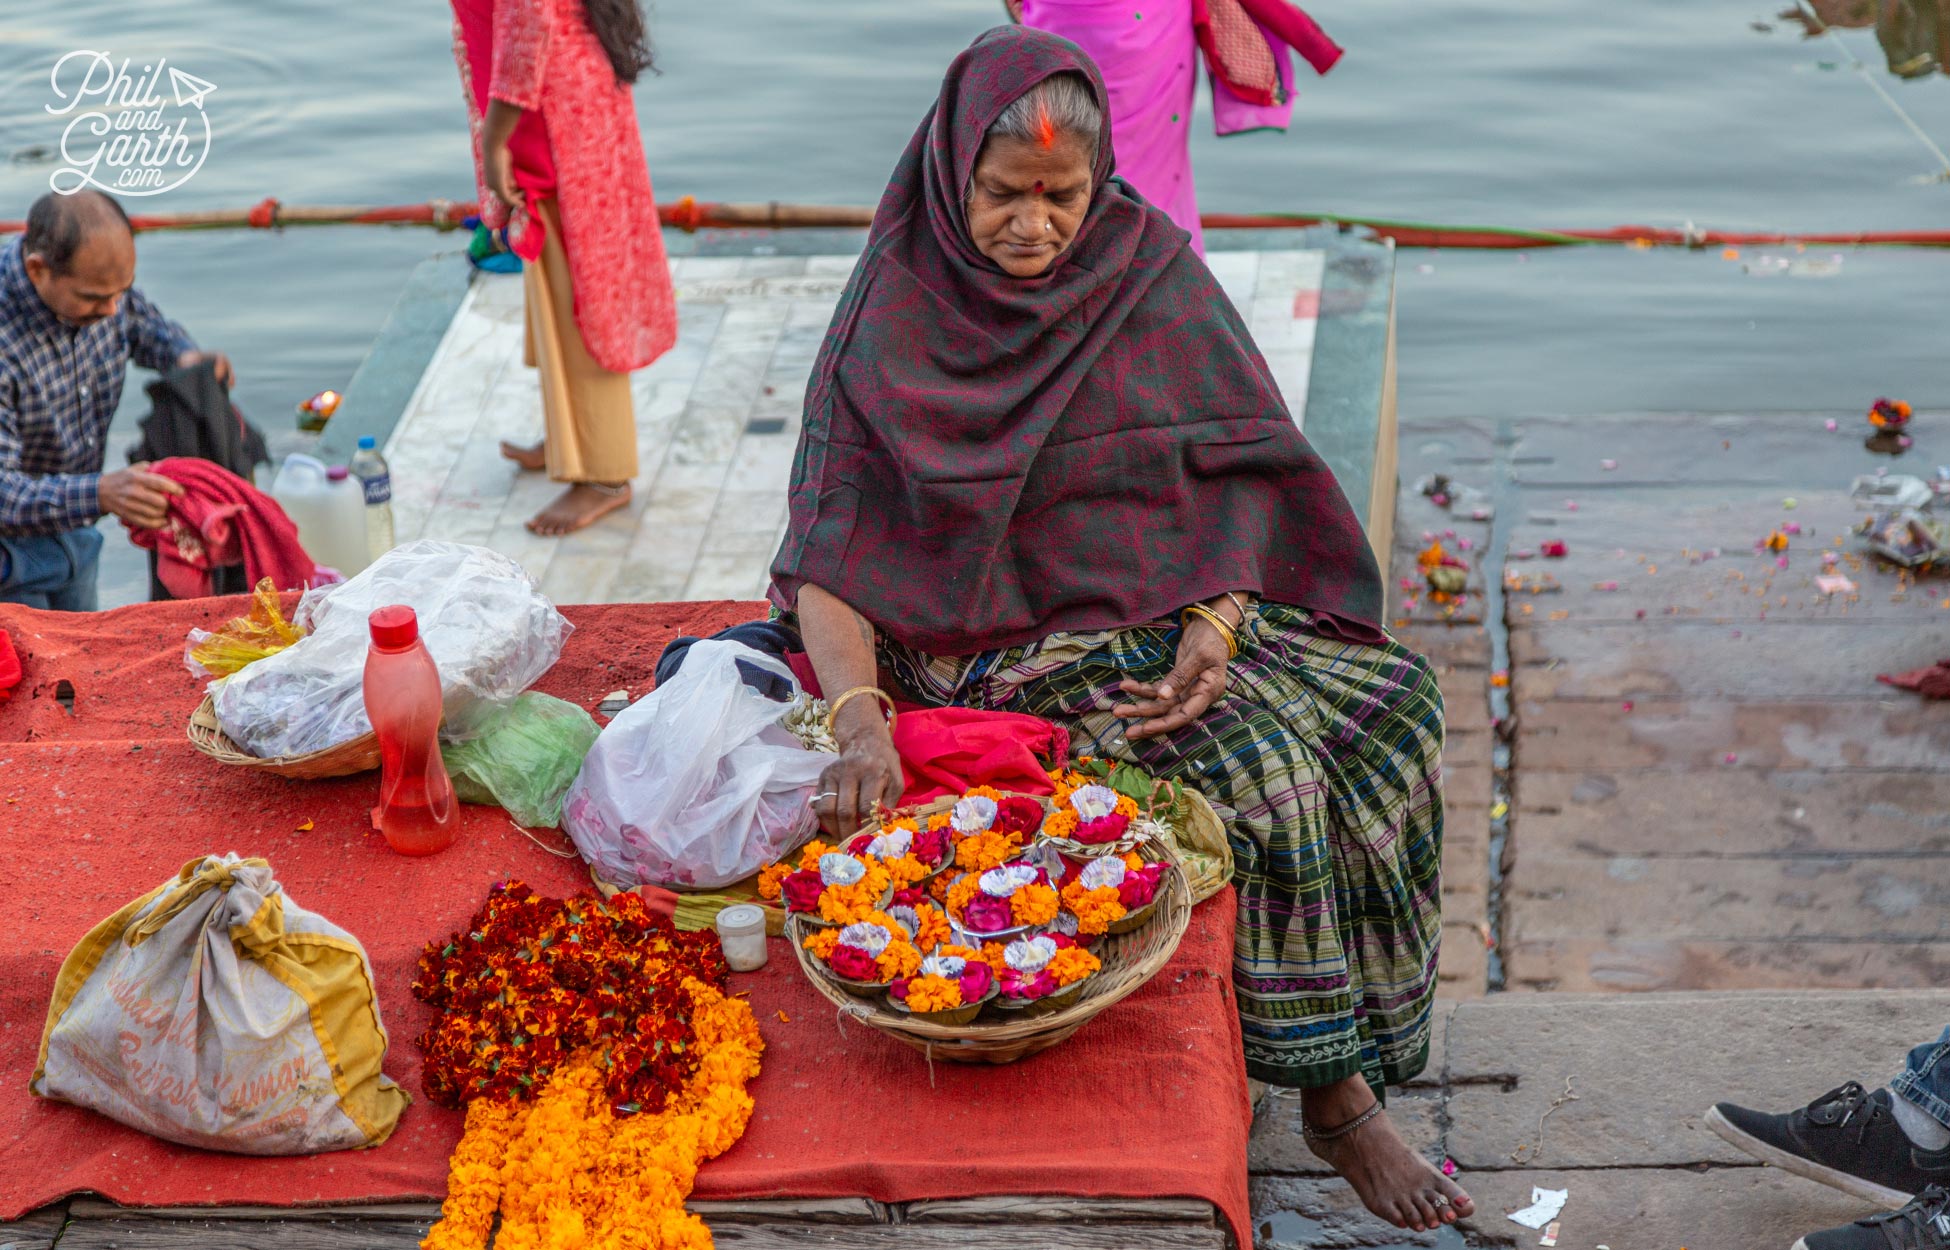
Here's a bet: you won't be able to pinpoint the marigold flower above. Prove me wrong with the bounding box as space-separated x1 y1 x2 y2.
1041 809 1080 842
1061 881 1128 935
1113 794 1140 820
756 861 792 901
955 828 1024 872
905 974 963 1013
883 853 931 888
1047 945 1101 987
1011 882 1060 927
915 904 953 953
874 938 923 982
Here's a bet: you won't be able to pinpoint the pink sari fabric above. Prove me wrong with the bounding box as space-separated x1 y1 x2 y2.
1022 0 1205 255
449 0 676 373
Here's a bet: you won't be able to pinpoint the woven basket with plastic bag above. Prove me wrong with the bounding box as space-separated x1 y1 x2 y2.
31 854 408 1154
563 640 833 891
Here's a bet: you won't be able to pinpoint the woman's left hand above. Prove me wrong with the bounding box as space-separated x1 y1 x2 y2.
484 137 524 212
1113 616 1231 740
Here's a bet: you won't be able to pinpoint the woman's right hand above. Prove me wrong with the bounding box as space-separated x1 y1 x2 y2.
813 711 905 839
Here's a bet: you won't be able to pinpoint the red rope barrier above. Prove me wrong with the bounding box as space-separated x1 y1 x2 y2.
3 200 1948 249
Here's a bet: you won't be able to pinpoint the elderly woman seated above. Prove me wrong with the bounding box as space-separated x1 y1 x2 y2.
770 27 1472 1234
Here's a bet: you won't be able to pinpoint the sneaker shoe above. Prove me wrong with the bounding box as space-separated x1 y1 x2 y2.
1706 1082 1950 1208
1796 1185 1950 1250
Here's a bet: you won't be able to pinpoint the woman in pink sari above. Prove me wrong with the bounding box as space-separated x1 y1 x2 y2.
451 0 678 535
1015 0 1343 255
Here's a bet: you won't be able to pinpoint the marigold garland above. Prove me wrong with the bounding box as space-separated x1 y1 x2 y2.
416 885 763 1250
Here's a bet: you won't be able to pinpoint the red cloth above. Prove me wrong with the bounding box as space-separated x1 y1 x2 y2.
894 707 1069 803
0 597 1250 1245
1879 659 1950 699
0 629 17 701
125 458 316 598
782 652 1069 802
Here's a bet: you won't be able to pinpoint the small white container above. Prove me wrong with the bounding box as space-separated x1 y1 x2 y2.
715 904 769 972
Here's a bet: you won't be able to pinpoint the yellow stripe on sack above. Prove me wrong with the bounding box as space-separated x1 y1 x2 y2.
256 932 410 1147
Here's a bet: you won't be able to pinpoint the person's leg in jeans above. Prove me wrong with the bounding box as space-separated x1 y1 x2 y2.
1706 1024 1950 1209
0 529 103 611
1891 1026 1950 1150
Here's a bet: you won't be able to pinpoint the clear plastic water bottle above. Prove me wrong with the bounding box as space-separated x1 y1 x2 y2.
349 436 396 561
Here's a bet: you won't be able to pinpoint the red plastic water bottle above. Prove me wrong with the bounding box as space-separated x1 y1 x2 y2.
364 605 458 856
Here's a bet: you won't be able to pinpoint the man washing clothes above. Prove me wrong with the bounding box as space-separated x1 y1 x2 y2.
1 190 232 610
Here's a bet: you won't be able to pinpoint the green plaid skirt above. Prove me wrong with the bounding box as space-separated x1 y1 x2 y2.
880 602 1445 1090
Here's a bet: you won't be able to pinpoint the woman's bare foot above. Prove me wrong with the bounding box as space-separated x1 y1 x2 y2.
499 440 546 472
1301 1077 1474 1233
526 483 631 536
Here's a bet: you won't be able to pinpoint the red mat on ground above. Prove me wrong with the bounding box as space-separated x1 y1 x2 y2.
0 597 1250 1243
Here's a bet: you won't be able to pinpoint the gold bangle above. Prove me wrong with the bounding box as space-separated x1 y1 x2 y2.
824 686 897 738
1180 603 1240 659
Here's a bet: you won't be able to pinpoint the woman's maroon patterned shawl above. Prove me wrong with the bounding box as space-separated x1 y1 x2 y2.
770 25 1381 655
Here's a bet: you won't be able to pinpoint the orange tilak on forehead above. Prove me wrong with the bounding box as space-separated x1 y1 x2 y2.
1035 99 1057 148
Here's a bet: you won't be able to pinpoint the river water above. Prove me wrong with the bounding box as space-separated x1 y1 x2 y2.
0 0 1946 435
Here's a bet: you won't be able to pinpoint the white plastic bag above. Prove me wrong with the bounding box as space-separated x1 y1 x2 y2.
32 854 408 1155
563 640 834 890
212 540 571 758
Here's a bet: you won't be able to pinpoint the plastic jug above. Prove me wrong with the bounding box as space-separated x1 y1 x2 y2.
270 453 370 577
363 606 458 856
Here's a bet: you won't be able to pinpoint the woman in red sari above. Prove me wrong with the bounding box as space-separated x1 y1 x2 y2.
450 0 678 535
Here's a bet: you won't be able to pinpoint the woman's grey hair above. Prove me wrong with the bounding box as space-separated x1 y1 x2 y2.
986 72 1103 161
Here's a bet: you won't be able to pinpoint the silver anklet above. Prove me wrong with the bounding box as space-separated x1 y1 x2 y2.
1302 1100 1384 1143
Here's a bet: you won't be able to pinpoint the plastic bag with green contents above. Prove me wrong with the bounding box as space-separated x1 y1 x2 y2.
442 692 600 828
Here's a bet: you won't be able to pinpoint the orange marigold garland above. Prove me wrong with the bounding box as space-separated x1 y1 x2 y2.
415 884 763 1250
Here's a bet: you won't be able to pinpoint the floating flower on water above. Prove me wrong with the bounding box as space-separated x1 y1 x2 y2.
1869 397 1913 431
1762 530 1790 553
1600 459 1619 471
1541 540 1568 558
1825 418 1839 431
1782 522 1802 536
1595 580 1620 592
1490 670 1510 688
